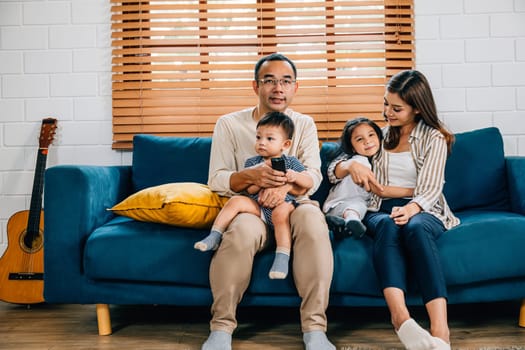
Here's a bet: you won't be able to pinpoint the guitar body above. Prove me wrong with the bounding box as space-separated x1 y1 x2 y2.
0 210 44 304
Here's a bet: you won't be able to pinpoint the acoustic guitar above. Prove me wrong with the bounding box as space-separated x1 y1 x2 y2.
0 117 57 304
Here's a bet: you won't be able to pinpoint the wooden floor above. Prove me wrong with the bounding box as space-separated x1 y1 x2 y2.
1 300 524 349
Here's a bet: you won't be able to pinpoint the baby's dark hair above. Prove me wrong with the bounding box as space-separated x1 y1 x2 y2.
257 111 295 140
333 117 383 159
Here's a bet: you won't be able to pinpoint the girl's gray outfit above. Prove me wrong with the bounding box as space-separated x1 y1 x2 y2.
323 154 371 219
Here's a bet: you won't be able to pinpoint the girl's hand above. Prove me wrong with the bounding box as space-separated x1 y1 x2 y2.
345 161 383 192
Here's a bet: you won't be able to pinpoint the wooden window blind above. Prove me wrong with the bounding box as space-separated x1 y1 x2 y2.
111 0 414 149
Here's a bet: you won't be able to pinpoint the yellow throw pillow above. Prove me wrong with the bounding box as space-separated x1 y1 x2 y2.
109 182 229 229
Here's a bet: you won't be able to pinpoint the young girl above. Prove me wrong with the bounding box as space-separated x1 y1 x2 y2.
194 111 313 280
324 117 413 239
331 70 459 350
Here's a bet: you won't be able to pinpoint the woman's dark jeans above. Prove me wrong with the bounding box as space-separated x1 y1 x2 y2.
364 199 447 303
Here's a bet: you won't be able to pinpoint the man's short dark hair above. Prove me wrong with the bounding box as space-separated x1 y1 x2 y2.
254 53 297 81
256 111 295 140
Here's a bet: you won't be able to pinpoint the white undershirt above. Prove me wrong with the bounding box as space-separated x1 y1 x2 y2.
387 151 417 188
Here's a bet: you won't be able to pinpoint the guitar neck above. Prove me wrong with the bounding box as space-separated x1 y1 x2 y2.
27 148 47 236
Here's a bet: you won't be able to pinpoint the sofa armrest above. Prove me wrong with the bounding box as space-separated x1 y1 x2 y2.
506 156 525 215
43 165 132 302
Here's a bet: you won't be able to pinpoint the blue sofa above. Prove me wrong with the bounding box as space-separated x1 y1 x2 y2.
43 127 525 335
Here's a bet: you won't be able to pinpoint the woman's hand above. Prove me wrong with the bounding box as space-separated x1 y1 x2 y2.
390 202 421 225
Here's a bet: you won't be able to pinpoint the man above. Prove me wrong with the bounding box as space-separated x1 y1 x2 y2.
204 53 335 350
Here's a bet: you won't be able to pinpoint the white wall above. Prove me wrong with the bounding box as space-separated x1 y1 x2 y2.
415 0 525 155
1 0 524 254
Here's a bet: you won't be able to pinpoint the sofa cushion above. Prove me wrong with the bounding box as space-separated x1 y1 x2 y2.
329 236 382 296
438 210 525 285
84 217 299 295
109 182 229 229
132 135 212 192
311 141 339 207
84 217 213 286
444 127 509 211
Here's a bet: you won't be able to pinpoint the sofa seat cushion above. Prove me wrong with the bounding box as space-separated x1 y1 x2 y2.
330 237 382 296
84 211 525 298
439 210 525 286
84 217 213 286
330 209 525 296
84 217 300 295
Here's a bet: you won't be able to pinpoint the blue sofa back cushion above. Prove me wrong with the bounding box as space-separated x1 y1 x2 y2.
311 141 339 206
132 134 212 192
444 127 509 212
131 128 509 213
314 128 510 212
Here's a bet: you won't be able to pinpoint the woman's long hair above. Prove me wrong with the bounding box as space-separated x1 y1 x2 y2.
384 70 454 153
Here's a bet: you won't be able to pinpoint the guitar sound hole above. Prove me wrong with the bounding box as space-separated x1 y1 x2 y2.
19 230 43 254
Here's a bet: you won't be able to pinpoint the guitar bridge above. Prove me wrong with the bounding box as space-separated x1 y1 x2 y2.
8 272 44 280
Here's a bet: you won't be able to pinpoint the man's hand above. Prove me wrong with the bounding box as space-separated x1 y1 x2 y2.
258 185 290 208
251 162 288 189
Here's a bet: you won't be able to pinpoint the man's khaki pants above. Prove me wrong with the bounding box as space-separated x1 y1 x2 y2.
209 202 334 333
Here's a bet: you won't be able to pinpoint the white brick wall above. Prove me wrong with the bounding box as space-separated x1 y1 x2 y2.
415 0 525 141
0 0 524 253
0 0 120 252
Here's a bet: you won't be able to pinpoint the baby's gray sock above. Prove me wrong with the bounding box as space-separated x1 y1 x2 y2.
201 330 232 350
194 230 222 252
269 251 290 279
303 330 335 350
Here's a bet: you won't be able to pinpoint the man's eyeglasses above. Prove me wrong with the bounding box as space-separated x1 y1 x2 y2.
258 78 296 89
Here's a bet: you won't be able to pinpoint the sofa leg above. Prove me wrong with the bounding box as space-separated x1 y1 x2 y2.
519 299 525 328
96 304 112 335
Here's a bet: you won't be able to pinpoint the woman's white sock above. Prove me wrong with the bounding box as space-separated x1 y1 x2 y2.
396 318 437 350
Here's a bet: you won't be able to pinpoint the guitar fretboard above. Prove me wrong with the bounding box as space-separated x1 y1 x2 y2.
25 148 47 247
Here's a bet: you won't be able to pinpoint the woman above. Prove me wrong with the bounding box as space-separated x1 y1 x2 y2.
328 70 459 350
